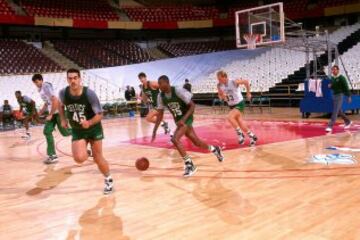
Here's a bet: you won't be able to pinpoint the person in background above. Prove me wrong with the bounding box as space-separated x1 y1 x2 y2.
15 90 42 139
0 100 14 127
183 79 192 93
130 87 136 100
326 65 352 132
125 86 132 101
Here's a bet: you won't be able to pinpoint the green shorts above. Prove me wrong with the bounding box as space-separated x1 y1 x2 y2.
71 123 104 142
229 101 245 112
176 115 194 127
24 107 36 117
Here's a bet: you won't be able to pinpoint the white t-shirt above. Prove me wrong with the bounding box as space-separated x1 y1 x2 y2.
218 79 244 106
157 87 192 110
39 82 57 113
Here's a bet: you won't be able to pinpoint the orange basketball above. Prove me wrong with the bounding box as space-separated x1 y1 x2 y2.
13 111 24 120
135 157 149 171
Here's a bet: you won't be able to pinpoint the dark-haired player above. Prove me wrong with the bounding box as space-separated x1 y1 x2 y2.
59 68 113 194
15 90 42 139
138 72 170 134
152 75 224 177
32 73 71 164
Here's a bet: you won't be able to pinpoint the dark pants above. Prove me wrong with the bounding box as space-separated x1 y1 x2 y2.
327 94 350 128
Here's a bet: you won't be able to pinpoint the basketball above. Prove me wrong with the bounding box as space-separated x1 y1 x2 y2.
135 157 150 171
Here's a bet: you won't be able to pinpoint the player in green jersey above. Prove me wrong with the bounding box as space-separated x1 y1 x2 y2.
32 73 72 164
138 72 170 134
15 90 42 140
59 68 113 195
152 75 224 177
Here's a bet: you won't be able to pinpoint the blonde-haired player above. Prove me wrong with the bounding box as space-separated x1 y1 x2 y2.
216 70 258 146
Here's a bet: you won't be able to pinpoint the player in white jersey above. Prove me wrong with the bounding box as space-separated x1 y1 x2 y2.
32 74 71 164
216 70 258 146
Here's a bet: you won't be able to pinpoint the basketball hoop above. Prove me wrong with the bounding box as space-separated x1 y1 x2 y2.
244 33 259 49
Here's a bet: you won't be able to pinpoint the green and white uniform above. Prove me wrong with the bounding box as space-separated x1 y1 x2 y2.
218 80 245 111
60 86 104 142
18 95 36 116
157 86 193 126
0 104 12 116
40 82 71 156
143 81 160 108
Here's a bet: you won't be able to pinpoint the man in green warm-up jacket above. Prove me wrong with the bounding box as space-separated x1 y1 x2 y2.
326 65 352 132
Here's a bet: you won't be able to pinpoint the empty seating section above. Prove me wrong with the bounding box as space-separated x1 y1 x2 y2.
123 6 219 22
0 0 14 15
337 43 360 90
193 47 312 93
53 40 152 69
159 41 235 57
21 0 118 20
317 0 359 7
0 40 62 75
102 40 152 63
192 24 360 93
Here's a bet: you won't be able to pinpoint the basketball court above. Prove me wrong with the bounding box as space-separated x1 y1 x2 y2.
1 107 360 239
0 1 359 239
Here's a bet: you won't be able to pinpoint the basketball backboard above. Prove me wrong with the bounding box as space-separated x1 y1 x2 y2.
235 2 285 48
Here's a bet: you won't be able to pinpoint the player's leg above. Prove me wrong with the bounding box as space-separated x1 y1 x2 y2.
145 109 158 124
227 108 246 144
171 125 196 177
89 139 113 194
72 139 89 164
22 114 31 139
185 126 224 162
338 107 352 128
234 107 257 146
55 113 72 137
43 116 58 164
327 94 342 131
146 109 171 134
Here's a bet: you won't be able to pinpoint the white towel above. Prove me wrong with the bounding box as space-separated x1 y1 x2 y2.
316 79 323 97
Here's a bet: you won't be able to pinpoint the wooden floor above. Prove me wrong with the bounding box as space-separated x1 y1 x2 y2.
1 107 360 240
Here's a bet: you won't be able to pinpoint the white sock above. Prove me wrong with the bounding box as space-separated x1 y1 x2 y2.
208 145 215 152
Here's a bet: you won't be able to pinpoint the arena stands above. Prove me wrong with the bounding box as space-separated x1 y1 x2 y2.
53 40 152 69
192 23 360 94
21 0 118 21
0 0 14 15
123 6 219 22
158 40 235 57
0 40 63 75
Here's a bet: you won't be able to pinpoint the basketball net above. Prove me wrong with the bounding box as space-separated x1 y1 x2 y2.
244 34 260 49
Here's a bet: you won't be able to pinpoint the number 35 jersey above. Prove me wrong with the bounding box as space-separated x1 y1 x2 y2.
59 86 102 130
217 79 244 106
157 86 193 123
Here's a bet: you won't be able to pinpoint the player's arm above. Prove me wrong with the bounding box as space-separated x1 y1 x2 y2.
152 95 164 142
235 79 252 101
217 85 227 101
83 89 103 129
58 90 69 129
149 81 159 89
46 84 60 117
0 106 3 123
141 90 149 103
180 101 195 125
176 87 194 126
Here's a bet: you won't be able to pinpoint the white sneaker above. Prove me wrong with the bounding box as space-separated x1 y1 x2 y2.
21 133 31 140
43 155 58 164
325 127 332 132
344 121 352 129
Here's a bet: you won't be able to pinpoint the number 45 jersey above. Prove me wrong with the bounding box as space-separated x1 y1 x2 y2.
217 79 244 106
60 86 103 130
158 86 193 125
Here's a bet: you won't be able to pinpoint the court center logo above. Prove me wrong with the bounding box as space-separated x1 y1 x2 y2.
310 153 356 165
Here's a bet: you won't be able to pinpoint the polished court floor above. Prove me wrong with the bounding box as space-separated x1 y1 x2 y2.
0 107 359 240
